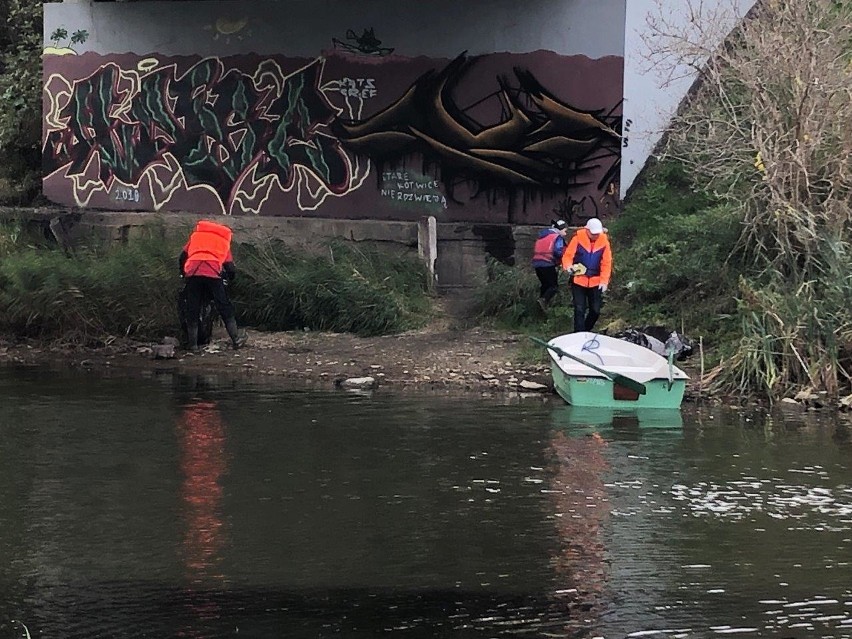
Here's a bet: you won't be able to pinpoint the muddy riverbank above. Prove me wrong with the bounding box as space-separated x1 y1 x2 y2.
0 319 714 402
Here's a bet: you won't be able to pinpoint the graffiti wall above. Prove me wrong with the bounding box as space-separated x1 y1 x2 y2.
43 1 625 224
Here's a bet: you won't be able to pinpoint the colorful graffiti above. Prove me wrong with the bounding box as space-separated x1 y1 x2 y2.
43 49 621 221
334 54 622 209
43 57 369 213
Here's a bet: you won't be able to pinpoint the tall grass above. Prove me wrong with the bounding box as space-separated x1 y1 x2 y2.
471 257 578 337
707 240 852 398
0 226 433 343
233 239 432 336
0 230 182 342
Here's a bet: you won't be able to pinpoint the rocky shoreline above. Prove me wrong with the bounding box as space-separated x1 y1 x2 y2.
0 323 705 400
0 327 553 396
4 324 849 411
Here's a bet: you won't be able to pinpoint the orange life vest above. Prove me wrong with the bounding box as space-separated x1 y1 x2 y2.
561 229 612 288
184 221 232 274
531 231 560 266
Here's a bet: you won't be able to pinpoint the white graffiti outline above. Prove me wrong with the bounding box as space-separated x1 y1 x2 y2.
43 56 370 214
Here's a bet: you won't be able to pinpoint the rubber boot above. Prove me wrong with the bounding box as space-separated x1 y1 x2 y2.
186 324 199 352
225 317 248 349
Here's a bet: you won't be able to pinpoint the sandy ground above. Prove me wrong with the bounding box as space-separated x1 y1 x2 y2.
0 318 707 400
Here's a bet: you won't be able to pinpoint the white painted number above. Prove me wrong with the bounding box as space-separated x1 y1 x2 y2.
115 188 140 202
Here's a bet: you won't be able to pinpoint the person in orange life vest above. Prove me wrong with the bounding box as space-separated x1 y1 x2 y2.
561 218 612 333
178 220 248 351
531 219 569 311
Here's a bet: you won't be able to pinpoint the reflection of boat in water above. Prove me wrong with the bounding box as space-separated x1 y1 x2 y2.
552 404 684 431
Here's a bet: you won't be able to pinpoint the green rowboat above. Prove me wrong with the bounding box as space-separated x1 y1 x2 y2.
544 332 688 409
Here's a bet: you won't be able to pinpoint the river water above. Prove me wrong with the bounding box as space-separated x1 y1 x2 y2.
0 366 849 639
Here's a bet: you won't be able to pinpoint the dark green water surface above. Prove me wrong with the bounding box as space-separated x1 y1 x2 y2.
0 367 849 638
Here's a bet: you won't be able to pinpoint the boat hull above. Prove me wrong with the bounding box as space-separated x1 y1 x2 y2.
550 360 686 409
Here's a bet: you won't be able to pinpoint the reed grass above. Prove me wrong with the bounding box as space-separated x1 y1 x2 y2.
0 234 182 342
707 242 852 399
233 239 432 336
0 228 433 343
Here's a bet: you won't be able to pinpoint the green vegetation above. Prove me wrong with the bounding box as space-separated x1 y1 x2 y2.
0 225 432 342
652 0 852 399
232 240 432 337
0 223 182 342
0 0 43 204
472 162 744 357
605 162 742 340
473 257 571 333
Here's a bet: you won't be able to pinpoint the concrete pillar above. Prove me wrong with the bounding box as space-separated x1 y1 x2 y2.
417 216 437 290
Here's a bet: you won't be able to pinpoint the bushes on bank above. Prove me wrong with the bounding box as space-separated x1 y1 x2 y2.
232 240 432 336
0 227 433 342
0 0 43 205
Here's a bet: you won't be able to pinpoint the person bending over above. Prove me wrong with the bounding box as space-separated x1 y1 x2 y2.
179 220 248 351
531 219 569 311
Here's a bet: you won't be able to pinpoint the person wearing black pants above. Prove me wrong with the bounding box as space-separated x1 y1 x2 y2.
183 273 240 349
535 265 560 309
179 220 248 351
561 218 613 333
570 283 603 333
531 219 569 311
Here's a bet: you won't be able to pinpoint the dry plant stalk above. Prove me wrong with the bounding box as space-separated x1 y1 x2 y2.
646 0 851 265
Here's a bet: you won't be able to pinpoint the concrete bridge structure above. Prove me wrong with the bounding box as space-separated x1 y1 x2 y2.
37 0 755 290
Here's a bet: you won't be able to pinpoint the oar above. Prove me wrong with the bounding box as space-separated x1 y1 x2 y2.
529 336 647 395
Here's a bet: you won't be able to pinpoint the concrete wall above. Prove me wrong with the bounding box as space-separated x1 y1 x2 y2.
0 206 542 291
43 0 625 226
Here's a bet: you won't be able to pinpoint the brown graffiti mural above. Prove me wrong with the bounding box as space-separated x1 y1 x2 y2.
43 50 622 222
333 53 622 208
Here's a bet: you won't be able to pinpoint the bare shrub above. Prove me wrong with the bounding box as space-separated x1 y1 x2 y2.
643 0 852 398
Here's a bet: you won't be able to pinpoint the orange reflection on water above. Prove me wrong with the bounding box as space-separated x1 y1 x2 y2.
178 400 228 581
